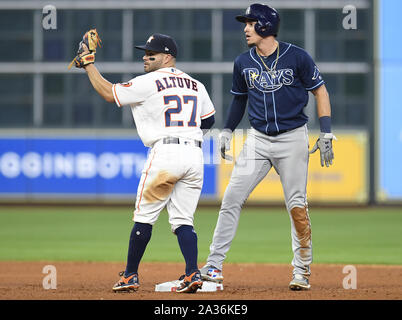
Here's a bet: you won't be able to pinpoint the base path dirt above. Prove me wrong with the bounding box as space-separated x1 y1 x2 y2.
0 262 401 300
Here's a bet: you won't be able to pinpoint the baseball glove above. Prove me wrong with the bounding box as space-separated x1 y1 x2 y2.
68 29 102 69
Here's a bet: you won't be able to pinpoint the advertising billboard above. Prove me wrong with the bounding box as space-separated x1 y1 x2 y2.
0 134 216 201
218 131 368 203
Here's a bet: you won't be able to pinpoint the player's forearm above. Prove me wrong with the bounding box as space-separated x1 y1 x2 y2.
84 64 115 103
313 84 331 118
313 84 332 133
224 95 248 131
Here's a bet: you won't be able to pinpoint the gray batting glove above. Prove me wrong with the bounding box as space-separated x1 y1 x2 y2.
309 132 337 167
219 129 233 161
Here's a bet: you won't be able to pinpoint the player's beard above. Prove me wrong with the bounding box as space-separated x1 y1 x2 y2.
145 60 163 73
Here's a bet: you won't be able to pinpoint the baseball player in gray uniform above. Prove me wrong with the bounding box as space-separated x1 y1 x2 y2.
200 3 336 290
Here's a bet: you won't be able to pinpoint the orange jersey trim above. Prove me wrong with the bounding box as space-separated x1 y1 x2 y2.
119 82 132 88
136 150 156 213
156 70 184 76
200 110 216 119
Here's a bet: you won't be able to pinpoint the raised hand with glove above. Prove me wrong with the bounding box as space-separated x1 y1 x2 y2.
68 28 115 103
68 29 102 69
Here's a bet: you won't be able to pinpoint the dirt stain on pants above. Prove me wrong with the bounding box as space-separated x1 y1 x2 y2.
143 170 178 203
290 206 311 248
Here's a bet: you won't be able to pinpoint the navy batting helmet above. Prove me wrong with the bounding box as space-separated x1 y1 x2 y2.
235 3 280 37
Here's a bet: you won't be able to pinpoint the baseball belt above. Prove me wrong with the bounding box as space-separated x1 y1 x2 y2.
265 124 304 136
163 137 202 148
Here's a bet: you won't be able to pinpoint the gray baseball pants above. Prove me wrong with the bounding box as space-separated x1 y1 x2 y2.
207 125 312 277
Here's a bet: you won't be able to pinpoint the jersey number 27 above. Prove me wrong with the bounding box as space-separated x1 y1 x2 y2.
164 95 197 127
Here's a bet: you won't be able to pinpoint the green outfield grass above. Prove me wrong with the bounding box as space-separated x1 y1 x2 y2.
0 206 401 265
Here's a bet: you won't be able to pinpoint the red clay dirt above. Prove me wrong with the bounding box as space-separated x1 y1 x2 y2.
0 261 401 300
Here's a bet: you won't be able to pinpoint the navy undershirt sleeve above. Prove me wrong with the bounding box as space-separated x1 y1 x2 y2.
200 114 215 129
224 95 248 131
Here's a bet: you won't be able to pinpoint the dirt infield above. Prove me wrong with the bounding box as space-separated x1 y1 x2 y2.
0 261 401 300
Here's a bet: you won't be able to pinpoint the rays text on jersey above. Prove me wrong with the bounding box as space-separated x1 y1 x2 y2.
156 76 198 92
243 68 294 93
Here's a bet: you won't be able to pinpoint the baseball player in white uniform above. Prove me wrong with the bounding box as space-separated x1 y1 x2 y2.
76 33 215 293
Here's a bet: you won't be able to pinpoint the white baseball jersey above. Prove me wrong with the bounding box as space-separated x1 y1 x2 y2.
112 67 215 230
112 67 215 147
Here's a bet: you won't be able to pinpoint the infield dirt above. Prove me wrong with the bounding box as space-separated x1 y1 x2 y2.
0 262 401 300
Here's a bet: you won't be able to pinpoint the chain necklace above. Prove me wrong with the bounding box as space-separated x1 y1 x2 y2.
256 41 280 78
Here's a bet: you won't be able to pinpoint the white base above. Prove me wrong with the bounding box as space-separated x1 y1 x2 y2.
155 280 223 292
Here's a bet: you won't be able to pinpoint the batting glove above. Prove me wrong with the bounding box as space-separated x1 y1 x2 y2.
309 132 337 167
219 129 233 161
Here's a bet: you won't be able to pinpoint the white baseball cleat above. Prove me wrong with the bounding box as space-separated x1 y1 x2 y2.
289 274 311 291
200 265 224 283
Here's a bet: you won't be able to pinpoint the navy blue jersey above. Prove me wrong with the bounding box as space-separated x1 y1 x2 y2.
231 41 324 135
